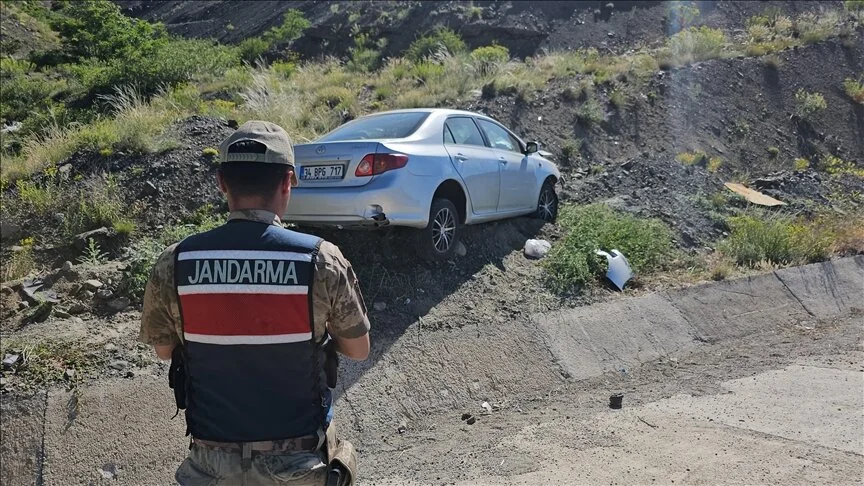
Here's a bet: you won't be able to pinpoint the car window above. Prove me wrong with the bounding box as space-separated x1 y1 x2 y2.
476 119 522 153
444 125 456 144
444 117 486 147
318 112 430 142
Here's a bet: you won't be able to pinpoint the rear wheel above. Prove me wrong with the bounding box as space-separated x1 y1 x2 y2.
535 179 558 222
418 198 460 261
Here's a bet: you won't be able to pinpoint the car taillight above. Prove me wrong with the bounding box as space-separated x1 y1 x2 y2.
355 154 409 177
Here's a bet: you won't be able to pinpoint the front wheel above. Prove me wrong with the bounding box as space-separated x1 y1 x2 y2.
418 198 460 261
535 179 558 222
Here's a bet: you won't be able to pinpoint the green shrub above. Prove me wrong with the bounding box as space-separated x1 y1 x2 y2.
405 28 466 62
822 154 864 177
577 96 605 125
470 44 509 76
559 139 583 164
543 204 676 290
112 219 136 236
719 214 830 266
767 147 780 158
665 26 727 65
707 156 723 173
843 77 864 104
676 150 708 166
794 157 810 172
794 89 827 119
202 147 219 158
262 9 310 45
120 213 225 299
238 37 270 64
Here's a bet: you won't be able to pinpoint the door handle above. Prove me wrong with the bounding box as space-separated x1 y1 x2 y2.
454 153 468 162
498 157 507 164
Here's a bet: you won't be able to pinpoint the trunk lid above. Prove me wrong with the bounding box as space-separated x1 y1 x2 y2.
293 141 382 188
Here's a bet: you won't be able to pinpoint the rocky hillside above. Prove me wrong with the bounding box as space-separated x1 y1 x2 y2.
117 0 837 59
1 0 862 396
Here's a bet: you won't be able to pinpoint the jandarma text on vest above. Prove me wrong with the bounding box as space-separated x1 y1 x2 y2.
185 259 298 285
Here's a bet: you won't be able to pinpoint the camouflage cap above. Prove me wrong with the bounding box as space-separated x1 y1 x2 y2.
219 120 294 166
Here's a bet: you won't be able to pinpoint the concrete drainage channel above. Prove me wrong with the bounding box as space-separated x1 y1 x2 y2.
1 257 861 485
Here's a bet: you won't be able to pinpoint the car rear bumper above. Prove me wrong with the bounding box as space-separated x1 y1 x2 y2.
283 173 431 229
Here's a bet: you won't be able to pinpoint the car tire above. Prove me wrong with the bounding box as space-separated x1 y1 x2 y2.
535 179 558 222
418 198 461 261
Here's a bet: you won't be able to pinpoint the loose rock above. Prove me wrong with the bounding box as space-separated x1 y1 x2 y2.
83 280 104 291
55 309 72 319
107 297 130 312
2 354 21 370
109 360 128 371
64 369 76 380
96 289 114 300
61 261 74 273
74 227 111 250
68 302 88 314
454 241 467 257
103 343 118 353
373 302 387 312
524 239 552 259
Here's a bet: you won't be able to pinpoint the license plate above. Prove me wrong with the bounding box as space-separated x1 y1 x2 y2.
301 164 344 181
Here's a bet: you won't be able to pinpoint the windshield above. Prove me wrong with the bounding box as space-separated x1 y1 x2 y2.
317 112 430 142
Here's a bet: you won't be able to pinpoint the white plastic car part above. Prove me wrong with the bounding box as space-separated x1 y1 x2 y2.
595 249 633 290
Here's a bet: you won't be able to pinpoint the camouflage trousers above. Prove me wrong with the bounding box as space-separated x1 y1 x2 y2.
175 444 329 485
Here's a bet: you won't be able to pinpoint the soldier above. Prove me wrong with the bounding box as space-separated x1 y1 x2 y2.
139 120 370 485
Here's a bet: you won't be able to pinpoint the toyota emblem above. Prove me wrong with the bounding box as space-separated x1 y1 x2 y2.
315 145 326 155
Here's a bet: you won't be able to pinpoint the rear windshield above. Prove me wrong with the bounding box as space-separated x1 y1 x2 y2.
317 112 430 142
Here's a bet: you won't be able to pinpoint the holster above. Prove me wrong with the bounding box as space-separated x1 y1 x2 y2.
323 337 339 389
168 345 187 411
325 421 357 486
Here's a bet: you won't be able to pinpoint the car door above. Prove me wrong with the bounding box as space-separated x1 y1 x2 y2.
443 116 501 215
475 118 535 212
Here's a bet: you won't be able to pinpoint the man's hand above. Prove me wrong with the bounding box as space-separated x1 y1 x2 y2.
154 344 176 360
332 334 370 361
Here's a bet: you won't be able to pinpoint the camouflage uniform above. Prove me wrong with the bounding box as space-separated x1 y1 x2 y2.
140 209 370 486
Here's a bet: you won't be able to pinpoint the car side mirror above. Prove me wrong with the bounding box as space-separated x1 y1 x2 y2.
525 141 540 154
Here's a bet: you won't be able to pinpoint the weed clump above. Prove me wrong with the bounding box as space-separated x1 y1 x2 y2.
405 28 466 62
843 77 864 104
719 214 830 266
664 26 727 66
794 89 827 119
543 204 676 290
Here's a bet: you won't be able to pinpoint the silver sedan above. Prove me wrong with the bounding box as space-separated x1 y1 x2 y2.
285 108 561 260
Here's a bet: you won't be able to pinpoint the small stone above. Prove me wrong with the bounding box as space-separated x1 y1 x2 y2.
81 290 95 299
125 370 135 378
64 369 75 380
454 241 467 257
72 317 83 324
373 302 387 312
3 354 21 370
465 302 474 310
397 420 407 434
109 360 128 371
466 416 477 425
107 297 130 312
96 289 114 300
103 343 118 353
17 301 30 311
55 309 71 319
68 302 88 314
481 401 493 413
61 261 73 272
83 280 104 291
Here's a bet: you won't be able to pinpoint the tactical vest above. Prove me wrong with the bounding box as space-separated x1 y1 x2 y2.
174 219 328 442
